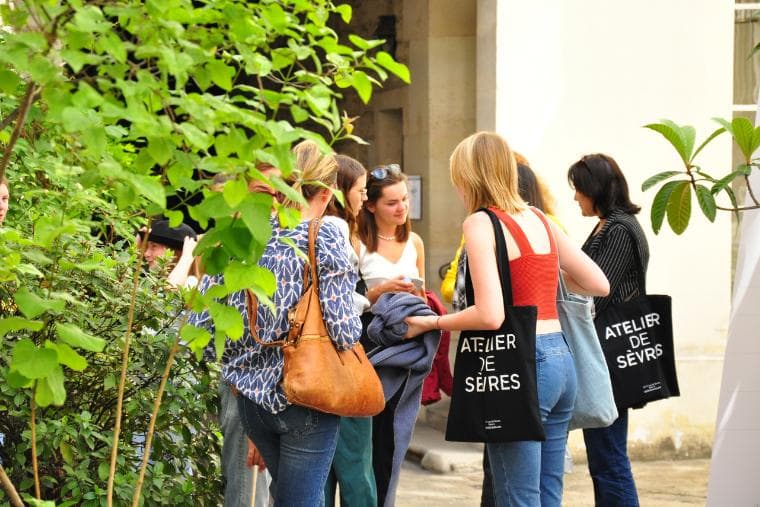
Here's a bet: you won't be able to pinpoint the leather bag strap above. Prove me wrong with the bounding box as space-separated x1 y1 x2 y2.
245 218 322 348
305 218 321 291
246 289 285 347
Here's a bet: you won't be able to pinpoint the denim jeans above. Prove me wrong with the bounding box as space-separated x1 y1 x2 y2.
238 396 340 507
486 332 577 507
219 383 271 507
583 410 640 506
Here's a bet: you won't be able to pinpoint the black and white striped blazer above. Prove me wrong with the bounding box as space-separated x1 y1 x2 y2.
582 209 650 316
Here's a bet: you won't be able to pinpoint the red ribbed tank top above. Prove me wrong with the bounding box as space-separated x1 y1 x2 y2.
490 207 558 320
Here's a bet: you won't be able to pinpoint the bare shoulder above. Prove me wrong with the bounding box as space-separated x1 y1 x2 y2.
410 231 425 252
463 210 491 233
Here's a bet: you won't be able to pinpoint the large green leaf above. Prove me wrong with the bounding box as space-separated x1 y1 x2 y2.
238 192 274 245
711 169 747 195
224 262 276 295
25 498 56 507
0 68 21 94
36 365 66 407
222 178 249 208
650 180 683 234
218 224 253 260
12 339 59 379
180 324 212 355
666 181 692 235
692 127 726 162
375 51 411 84
48 341 88 371
33 215 78 248
0 316 44 338
6 368 32 388
334 4 352 23
179 122 213 151
695 184 716 222
207 60 235 91
209 301 244 340
14 287 66 319
644 121 694 165
147 136 174 165
131 174 167 208
714 117 760 162
641 171 682 192
352 70 372 104
56 322 106 352
347 34 385 51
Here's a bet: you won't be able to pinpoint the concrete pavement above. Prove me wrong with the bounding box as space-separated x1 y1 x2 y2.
397 422 709 506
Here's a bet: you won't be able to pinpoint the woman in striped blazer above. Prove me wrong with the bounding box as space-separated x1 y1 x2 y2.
568 154 650 507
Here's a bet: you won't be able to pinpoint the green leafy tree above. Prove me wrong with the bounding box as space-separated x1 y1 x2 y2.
643 118 760 234
0 0 409 505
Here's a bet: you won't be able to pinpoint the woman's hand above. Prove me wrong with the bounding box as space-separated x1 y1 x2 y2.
380 276 415 294
167 236 199 288
404 315 437 339
246 437 266 471
179 235 198 260
367 275 415 303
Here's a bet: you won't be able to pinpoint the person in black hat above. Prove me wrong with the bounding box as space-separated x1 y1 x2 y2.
136 219 200 289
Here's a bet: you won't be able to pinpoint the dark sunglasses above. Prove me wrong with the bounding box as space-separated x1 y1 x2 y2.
370 163 401 180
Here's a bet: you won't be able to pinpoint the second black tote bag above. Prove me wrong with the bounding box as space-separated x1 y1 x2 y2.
594 294 679 409
592 220 679 409
445 208 545 443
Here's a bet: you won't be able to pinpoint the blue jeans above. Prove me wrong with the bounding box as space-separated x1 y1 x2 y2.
583 410 639 506
486 332 577 507
219 383 270 507
238 396 339 507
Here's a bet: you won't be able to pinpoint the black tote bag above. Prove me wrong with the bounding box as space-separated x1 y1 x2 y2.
592 221 679 409
445 208 545 443
594 294 679 409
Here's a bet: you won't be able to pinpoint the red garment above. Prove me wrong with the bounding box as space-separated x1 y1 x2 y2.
490 207 559 320
422 291 453 405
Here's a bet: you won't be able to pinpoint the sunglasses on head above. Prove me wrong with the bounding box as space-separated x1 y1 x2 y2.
370 163 401 180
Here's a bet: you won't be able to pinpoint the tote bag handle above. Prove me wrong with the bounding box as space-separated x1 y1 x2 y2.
463 208 515 311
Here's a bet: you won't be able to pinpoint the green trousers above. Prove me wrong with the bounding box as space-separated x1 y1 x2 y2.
324 416 377 507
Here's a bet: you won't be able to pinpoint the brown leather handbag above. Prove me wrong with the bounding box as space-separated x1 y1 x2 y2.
246 218 385 417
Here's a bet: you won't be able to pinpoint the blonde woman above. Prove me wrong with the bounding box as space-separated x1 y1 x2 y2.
405 132 609 507
190 141 361 506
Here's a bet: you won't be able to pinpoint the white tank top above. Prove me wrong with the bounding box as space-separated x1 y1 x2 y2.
359 239 420 283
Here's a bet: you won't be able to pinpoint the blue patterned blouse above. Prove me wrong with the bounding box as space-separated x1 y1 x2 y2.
189 218 361 414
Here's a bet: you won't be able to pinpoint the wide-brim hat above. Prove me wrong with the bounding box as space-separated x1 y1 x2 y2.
147 219 197 251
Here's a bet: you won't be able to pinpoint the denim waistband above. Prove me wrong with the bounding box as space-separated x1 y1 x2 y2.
536 331 564 341
535 331 570 358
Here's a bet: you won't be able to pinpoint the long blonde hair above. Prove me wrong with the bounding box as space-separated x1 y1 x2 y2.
450 131 527 214
284 140 337 208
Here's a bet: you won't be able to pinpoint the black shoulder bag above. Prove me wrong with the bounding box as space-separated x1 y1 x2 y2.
593 223 679 409
445 208 545 442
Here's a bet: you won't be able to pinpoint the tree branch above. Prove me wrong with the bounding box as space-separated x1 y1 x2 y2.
0 108 21 132
131 318 188 506
106 217 152 507
31 394 40 499
0 83 38 182
744 174 760 207
716 203 760 212
0 464 24 507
